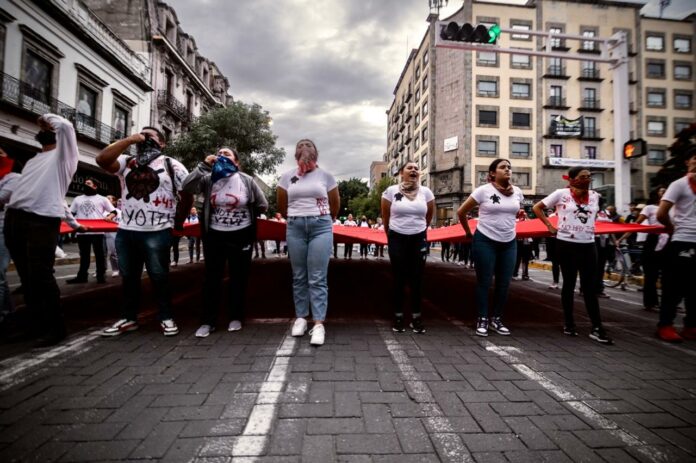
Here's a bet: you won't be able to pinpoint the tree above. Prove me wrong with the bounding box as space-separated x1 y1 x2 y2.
337 178 369 218
166 101 285 177
347 176 395 220
653 123 696 189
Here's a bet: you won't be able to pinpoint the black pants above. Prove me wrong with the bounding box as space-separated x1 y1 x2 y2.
388 230 427 316
514 241 531 277
76 234 106 280
546 237 560 283
642 235 662 309
201 228 254 326
189 237 202 261
441 242 450 261
344 243 353 259
4 209 64 338
557 240 603 329
659 241 695 328
595 239 612 293
171 236 181 264
359 243 368 258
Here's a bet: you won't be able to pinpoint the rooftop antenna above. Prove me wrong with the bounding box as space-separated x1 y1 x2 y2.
659 0 670 18
428 0 448 17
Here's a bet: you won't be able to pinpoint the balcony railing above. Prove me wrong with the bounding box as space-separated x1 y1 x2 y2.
545 96 567 107
157 90 191 123
0 73 133 150
582 129 601 139
580 68 601 79
544 65 567 77
579 98 601 109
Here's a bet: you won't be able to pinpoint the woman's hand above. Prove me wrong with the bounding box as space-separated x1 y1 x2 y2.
204 155 217 166
546 223 558 235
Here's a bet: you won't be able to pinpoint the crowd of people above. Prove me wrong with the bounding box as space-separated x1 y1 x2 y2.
0 114 693 348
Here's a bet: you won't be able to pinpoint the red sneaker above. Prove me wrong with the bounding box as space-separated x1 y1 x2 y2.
656 326 683 343
681 327 696 341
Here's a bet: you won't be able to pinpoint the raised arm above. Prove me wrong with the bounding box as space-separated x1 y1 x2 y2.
96 133 145 174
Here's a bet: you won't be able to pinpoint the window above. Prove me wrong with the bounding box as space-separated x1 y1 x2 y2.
584 146 597 159
422 51 428 67
415 112 420 126
422 101 428 117
549 85 562 105
415 67 420 79
647 120 665 136
477 171 489 186
673 37 690 53
478 80 497 97
478 51 497 65
421 127 428 143
23 50 53 103
511 53 531 68
648 149 665 165
647 90 665 107
112 105 129 139
478 140 497 156
422 74 428 91
582 30 596 51
593 173 605 187
512 172 530 186
414 136 420 150
549 27 563 48
512 83 530 98
511 112 530 128
479 110 497 125
646 34 664 51
675 92 692 109
511 24 531 40
76 84 97 124
550 144 563 157
674 64 692 80
646 62 665 78
415 88 420 101
511 142 530 157
675 120 690 134
421 154 427 169
584 117 597 137
581 61 598 79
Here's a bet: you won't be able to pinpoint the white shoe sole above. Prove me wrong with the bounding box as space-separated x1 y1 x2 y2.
475 330 488 337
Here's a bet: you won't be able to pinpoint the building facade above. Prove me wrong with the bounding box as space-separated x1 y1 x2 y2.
385 0 695 224
369 160 388 190
0 0 152 197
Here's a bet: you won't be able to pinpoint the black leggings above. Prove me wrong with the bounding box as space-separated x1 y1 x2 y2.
557 240 603 329
388 230 427 316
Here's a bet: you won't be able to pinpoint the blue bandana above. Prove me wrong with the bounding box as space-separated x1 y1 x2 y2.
211 155 239 183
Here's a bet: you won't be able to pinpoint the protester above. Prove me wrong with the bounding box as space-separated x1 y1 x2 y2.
533 167 613 344
182 147 267 337
277 139 339 346
253 211 267 259
544 209 561 289
186 206 202 263
96 127 191 337
594 202 614 298
0 149 19 323
66 179 116 284
104 195 121 277
512 213 532 281
358 215 370 259
373 217 385 258
343 213 357 259
333 216 342 258
382 161 434 334
458 159 523 337
4 114 78 346
655 148 696 342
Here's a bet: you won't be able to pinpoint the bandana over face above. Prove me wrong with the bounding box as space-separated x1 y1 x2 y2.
135 136 163 167
211 155 239 183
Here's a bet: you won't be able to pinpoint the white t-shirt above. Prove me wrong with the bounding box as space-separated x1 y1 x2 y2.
344 220 357 227
382 185 434 235
278 168 337 217
636 204 659 242
542 188 600 243
0 173 21 230
9 114 78 218
209 174 252 232
662 176 696 243
70 194 114 235
116 155 189 232
470 183 524 242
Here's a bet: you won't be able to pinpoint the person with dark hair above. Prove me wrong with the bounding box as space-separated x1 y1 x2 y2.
382 161 434 333
533 166 613 344
96 127 191 337
4 114 79 346
655 149 696 342
278 139 339 346
66 178 116 284
186 207 202 263
182 148 268 337
458 159 523 337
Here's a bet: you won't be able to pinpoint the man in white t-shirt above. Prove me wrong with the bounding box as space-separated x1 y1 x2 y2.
96 126 192 337
343 213 357 259
67 179 116 284
656 149 696 342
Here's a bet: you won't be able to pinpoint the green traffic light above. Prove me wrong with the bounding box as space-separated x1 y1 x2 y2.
488 24 501 43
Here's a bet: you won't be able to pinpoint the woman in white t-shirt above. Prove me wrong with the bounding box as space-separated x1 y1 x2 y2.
381 162 434 334
533 166 612 344
182 148 268 338
457 159 523 337
277 139 340 346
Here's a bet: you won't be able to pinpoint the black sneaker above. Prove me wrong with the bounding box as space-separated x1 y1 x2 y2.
410 318 425 334
392 316 405 333
589 327 613 345
563 326 578 336
66 277 88 284
490 317 510 335
475 317 489 337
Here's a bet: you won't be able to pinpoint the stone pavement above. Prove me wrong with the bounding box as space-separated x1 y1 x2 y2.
0 260 695 462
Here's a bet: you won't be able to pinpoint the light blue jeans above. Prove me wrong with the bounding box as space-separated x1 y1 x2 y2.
286 215 333 322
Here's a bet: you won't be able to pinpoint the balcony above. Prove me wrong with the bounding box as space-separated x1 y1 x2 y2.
157 90 191 123
578 43 601 54
580 129 603 140
0 73 133 150
543 96 569 109
578 98 603 112
579 68 602 81
543 65 569 79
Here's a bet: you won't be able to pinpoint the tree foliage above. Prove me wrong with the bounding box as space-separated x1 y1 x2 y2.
337 177 369 217
166 101 285 177
345 176 395 220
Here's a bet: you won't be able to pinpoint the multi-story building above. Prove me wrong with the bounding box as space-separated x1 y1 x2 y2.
385 0 695 223
84 0 232 140
369 159 388 190
0 0 152 197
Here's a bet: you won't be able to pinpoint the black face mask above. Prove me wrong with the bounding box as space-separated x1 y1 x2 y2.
35 130 57 147
84 185 98 196
135 136 162 166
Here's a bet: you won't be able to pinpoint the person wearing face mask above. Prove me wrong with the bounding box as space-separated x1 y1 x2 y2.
358 215 370 259
533 167 613 345
458 159 524 337
278 139 340 346
382 161 434 334
3 114 78 346
181 148 267 337
66 179 117 284
96 127 192 337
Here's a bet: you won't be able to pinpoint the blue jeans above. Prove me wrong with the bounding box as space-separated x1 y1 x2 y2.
472 230 517 319
286 215 333 322
116 228 173 321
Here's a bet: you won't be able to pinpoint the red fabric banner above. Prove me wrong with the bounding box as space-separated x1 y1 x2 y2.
61 218 664 245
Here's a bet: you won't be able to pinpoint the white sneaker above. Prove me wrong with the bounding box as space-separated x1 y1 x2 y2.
195 324 214 338
111 271 120 277
161 318 179 336
102 319 138 337
309 324 325 346
228 320 242 331
291 318 307 337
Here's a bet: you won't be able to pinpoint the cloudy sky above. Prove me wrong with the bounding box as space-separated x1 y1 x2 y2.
165 0 694 183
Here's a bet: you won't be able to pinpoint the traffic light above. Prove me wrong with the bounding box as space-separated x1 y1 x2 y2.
623 138 647 160
440 22 501 44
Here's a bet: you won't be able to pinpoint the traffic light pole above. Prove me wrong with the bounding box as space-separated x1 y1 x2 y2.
435 24 633 213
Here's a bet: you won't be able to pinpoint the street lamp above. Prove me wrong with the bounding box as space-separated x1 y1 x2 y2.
428 0 448 14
